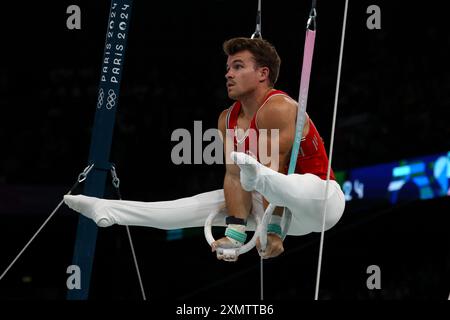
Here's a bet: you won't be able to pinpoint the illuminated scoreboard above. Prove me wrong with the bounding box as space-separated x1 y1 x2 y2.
336 151 450 205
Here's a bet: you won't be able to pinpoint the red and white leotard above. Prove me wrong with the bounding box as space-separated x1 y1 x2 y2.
226 89 335 181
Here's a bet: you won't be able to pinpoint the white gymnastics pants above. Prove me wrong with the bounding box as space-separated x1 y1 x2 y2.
64 173 345 236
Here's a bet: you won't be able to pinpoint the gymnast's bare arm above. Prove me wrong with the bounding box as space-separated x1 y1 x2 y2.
256 95 309 211
218 109 253 221
210 109 253 255
254 95 309 257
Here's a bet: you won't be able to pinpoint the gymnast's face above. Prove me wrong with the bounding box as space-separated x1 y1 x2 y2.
225 50 263 100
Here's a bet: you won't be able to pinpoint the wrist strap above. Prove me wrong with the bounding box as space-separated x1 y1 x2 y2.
225 216 247 226
267 223 283 237
225 226 247 243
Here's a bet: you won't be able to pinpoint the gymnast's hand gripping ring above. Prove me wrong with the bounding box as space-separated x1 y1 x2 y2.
204 211 261 260
258 204 292 255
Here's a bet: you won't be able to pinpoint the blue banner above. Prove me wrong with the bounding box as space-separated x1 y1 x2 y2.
68 0 133 300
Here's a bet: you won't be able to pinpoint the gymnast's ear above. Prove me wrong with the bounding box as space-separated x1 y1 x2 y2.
258 66 270 83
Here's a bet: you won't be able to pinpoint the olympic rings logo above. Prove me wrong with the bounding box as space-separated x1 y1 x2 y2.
96 88 104 109
106 89 117 109
97 88 117 109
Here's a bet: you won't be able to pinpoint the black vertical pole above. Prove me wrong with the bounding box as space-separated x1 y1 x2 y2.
67 0 133 300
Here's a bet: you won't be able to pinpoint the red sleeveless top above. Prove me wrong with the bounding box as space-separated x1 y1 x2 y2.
226 89 335 181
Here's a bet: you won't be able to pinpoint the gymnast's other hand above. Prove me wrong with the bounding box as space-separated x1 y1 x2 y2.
256 233 284 259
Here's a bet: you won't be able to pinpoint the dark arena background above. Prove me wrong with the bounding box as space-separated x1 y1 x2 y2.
0 0 449 306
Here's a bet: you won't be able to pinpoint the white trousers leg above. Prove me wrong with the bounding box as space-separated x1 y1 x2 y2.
255 172 345 235
64 190 264 232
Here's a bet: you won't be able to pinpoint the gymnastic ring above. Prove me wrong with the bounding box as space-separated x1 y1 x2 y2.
204 211 261 259
258 204 292 253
